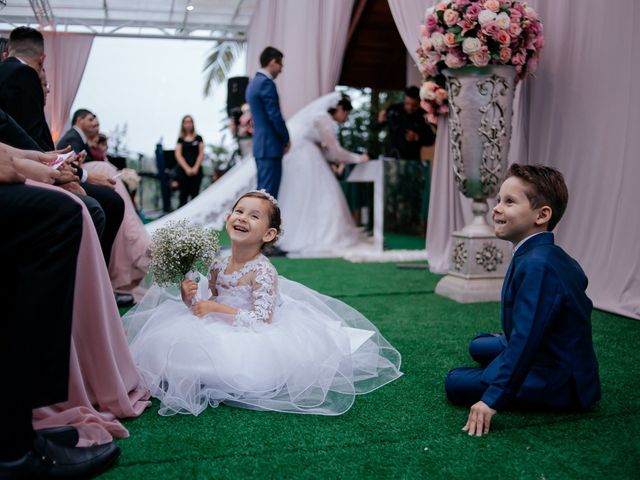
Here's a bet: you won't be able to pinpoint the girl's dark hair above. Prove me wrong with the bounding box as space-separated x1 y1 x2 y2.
328 96 353 116
231 191 283 248
505 163 569 231
179 115 196 139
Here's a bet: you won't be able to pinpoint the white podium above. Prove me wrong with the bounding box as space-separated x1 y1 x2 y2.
346 159 384 251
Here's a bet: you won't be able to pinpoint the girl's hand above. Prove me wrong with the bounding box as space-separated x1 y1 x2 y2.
192 300 219 318
181 279 197 303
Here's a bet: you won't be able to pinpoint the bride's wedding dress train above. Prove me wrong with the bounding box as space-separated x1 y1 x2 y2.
146 92 365 256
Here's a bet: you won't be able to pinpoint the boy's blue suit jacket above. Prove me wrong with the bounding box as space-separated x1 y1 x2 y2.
481 232 601 411
245 72 289 159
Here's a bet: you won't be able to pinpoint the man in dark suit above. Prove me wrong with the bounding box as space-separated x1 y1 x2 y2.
445 164 601 436
0 27 54 150
246 46 290 199
56 109 98 163
0 151 121 478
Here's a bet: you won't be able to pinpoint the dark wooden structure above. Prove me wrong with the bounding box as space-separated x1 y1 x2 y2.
339 0 407 90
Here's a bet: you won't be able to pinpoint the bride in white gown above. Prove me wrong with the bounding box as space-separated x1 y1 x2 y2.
147 92 367 256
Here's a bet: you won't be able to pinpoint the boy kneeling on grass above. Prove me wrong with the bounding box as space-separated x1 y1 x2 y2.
445 164 601 436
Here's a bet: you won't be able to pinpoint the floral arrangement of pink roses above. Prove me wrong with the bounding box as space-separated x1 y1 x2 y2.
417 0 543 124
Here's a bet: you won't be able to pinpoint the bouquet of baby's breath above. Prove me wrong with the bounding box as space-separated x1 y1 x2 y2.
150 220 220 286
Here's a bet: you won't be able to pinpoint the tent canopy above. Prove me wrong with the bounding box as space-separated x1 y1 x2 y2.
0 0 257 41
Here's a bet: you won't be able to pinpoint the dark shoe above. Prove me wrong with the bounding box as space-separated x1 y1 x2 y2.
0 435 120 479
36 426 79 448
115 292 134 307
263 245 287 257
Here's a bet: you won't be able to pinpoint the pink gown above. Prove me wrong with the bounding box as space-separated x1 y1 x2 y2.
83 161 151 294
27 180 150 446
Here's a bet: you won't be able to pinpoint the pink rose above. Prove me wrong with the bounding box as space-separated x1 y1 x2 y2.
508 23 522 37
458 18 477 34
427 113 439 125
421 36 433 51
499 47 512 63
422 100 434 113
426 13 438 30
512 51 526 65
438 104 449 114
482 21 500 38
509 8 522 21
422 61 439 77
470 50 490 67
497 30 511 45
435 1 448 12
534 34 544 49
443 9 460 27
465 3 482 19
526 55 539 74
444 32 459 47
524 6 538 21
435 87 448 103
445 51 465 68
483 0 501 13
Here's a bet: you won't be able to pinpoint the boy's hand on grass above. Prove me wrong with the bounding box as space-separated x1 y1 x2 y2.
463 401 496 436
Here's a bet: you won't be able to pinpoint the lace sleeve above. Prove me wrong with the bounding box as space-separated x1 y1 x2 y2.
234 260 278 327
314 115 362 164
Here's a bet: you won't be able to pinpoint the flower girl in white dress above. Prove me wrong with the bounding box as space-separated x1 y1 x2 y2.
123 191 402 416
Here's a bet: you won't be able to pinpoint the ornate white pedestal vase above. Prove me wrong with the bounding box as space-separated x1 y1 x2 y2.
435 66 516 303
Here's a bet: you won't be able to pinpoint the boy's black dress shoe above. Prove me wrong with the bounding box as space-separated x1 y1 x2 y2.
0 434 120 479
36 426 79 447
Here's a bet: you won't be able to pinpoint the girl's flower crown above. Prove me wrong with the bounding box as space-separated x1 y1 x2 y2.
248 189 278 206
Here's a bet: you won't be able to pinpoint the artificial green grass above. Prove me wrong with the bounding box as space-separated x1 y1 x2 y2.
107 259 640 479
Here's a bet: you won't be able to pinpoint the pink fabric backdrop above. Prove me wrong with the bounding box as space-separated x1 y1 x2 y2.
43 33 94 143
246 0 354 118
390 0 640 319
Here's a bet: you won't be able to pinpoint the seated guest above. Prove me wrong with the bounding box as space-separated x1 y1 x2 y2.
0 152 121 478
90 132 108 162
57 109 100 162
445 164 601 436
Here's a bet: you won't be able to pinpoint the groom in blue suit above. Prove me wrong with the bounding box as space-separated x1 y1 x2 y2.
445 164 601 436
246 46 290 199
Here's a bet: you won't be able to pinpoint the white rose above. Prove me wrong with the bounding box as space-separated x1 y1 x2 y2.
462 37 482 55
420 82 437 101
478 9 497 25
496 12 511 30
430 32 446 51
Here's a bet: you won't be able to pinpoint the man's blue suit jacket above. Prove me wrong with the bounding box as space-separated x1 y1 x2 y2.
481 232 601 411
245 72 289 159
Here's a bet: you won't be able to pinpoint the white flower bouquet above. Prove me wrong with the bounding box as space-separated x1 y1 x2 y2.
149 220 220 287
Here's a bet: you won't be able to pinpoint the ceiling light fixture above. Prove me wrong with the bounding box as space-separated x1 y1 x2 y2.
186 5 194 11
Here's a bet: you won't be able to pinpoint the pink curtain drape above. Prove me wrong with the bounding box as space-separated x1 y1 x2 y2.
390 0 640 319
43 33 94 143
246 0 354 118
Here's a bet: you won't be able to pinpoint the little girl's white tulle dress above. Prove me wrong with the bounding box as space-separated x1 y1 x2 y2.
122 254 402 416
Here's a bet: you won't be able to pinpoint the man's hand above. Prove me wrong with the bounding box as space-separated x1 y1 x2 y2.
60 181 86 195
284 142 291 155
87 171 116 189
405 129 419 142
0 154 26 184
463 401 497 436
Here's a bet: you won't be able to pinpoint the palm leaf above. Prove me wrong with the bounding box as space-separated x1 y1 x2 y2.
202 41 244 96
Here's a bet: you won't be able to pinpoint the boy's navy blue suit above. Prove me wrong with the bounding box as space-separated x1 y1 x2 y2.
446 232 601 411
245 71 290 198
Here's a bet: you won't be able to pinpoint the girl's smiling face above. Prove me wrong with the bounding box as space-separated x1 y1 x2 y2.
226 196 277 247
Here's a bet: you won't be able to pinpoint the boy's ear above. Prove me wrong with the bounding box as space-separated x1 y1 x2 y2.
535 205 552 227
262 227 277 243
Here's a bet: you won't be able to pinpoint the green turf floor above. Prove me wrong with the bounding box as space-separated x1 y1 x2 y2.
108 259 640 479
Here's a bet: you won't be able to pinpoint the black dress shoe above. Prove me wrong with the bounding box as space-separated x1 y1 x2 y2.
36 426 79 447
115 292 134 307
0 435 120 479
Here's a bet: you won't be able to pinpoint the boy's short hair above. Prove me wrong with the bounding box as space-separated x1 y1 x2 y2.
259 47 283 68
506 163 569 231
8 27 44 58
